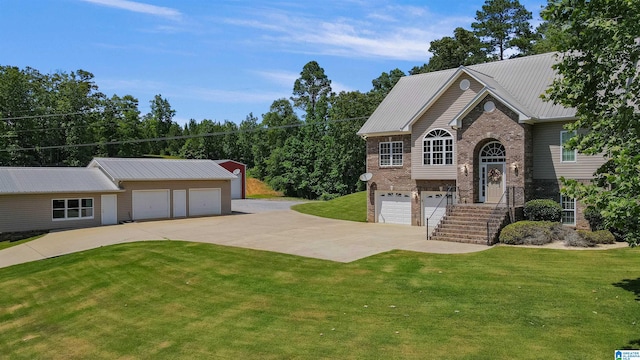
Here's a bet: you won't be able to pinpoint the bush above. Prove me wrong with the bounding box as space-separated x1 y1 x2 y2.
319 193 340 201
573 230 616 247
499 221 560 245
583 207 605 231
523 199 562 222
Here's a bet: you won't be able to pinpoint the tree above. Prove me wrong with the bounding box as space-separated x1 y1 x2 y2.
141 94 176 155
411 28 492 74
471 0 534 60
291 61 332 118
542 0 640 246
371 68 405 98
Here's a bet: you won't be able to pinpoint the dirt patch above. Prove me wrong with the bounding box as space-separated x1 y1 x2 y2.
246 178 282 197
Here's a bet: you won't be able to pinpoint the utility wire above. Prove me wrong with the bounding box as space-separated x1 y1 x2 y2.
0 108 139 122
0 116 368 153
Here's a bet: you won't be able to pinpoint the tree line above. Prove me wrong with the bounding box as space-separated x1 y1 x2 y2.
0 0 593 200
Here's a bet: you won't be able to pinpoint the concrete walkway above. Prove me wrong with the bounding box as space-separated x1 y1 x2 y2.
0 210 489 269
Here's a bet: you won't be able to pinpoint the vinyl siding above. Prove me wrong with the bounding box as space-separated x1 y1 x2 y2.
411 74 482 180
532 121 605 179
116 180 232 222
0 192 104 233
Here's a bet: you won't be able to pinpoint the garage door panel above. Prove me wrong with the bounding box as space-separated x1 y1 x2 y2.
133 190 170 220
376 192 411 225
189 188 221 216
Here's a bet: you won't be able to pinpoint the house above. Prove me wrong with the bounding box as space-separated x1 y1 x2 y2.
357 52 603 242
214 160 246 199
0 158 236 234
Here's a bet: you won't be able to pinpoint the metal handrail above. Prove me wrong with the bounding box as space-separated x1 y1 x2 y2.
486 191 509 245
426 186 455 240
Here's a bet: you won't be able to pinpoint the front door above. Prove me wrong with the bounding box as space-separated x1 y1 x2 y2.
484 163 504 203
101 194 118 225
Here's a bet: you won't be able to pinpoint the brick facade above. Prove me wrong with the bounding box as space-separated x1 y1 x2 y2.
456 96 531 206
365 96 592 230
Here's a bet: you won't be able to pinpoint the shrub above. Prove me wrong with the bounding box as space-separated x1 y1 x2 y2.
319 193 340 201
523 199 562 222
572 230 616 247
499 221 558 245
583 207 605 231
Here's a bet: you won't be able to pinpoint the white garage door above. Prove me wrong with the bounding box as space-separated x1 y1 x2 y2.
423 192 447 229
189 188 221 216
376 191 411 225
231 177 242 199
132 190 170 220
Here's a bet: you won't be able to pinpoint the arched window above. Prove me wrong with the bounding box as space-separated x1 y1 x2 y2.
479 141 505 163
423 129 453 165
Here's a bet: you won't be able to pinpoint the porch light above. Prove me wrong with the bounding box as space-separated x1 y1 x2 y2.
460 164 469 176
511 162 520 176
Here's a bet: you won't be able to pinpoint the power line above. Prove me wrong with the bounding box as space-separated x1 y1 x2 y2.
0 116 368 153
0 108 139 122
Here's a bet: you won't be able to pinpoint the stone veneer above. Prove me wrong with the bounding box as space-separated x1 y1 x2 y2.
456 96 532 206
365 96 591 229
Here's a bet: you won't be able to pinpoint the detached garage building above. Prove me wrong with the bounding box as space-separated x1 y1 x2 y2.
0 158 236 234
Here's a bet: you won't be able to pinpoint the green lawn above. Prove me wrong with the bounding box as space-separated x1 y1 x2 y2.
0 235 44 251
292 191 366 222
0 242 638 359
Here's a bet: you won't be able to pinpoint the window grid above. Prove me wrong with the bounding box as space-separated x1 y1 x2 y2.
561 130 577 162
561 195 576 225
423 129 453 165
380 141 403 167
53 198 94 221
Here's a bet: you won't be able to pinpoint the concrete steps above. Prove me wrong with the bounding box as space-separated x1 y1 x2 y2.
430 205 509 245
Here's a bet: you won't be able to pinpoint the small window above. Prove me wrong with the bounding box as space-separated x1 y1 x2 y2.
561 130 577 162
380 141 403 167
423 129 454 165
52 198 94 221
561 195 576 225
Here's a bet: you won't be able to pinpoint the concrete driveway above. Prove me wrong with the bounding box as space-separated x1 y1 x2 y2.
0 210 489 269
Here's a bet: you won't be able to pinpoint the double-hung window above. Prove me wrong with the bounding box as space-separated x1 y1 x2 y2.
560 195 576 225
423 129 454 165
53 198 94 220
380 141 403 166
560 130 577 162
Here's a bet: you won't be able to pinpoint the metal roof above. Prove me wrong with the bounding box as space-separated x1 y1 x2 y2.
358 52 576 136
89 158 237 182
0 167 121 195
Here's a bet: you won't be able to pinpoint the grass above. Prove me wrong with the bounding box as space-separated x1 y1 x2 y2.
292 191 367 222
1 242 638 359
246 177 283 198
0 235 44 251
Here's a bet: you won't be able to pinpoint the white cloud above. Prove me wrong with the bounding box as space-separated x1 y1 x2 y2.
79 0 182 20
220 6 472 61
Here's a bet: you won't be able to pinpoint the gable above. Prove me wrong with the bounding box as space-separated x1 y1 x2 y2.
357 53 576 137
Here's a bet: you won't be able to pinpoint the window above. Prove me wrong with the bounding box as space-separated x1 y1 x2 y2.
561 195 576 225
423 129 453 165
380 141 403 166
52 198 94 220
561 130 577 162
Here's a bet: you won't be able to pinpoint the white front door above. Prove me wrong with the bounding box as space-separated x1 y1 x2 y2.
480 163 505 203
231 177 242 199
101 194 118 225
173 190 187 217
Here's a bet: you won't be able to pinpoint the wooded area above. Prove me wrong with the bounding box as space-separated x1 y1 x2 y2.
0 0 577 199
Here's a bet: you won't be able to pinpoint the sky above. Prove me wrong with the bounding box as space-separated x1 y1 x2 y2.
1 0 546 125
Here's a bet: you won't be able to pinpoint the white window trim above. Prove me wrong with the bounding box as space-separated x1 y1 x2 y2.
379 141 403 167
423 128 454 166
560 195 576 226
560 130 577 163
52 198 95 221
